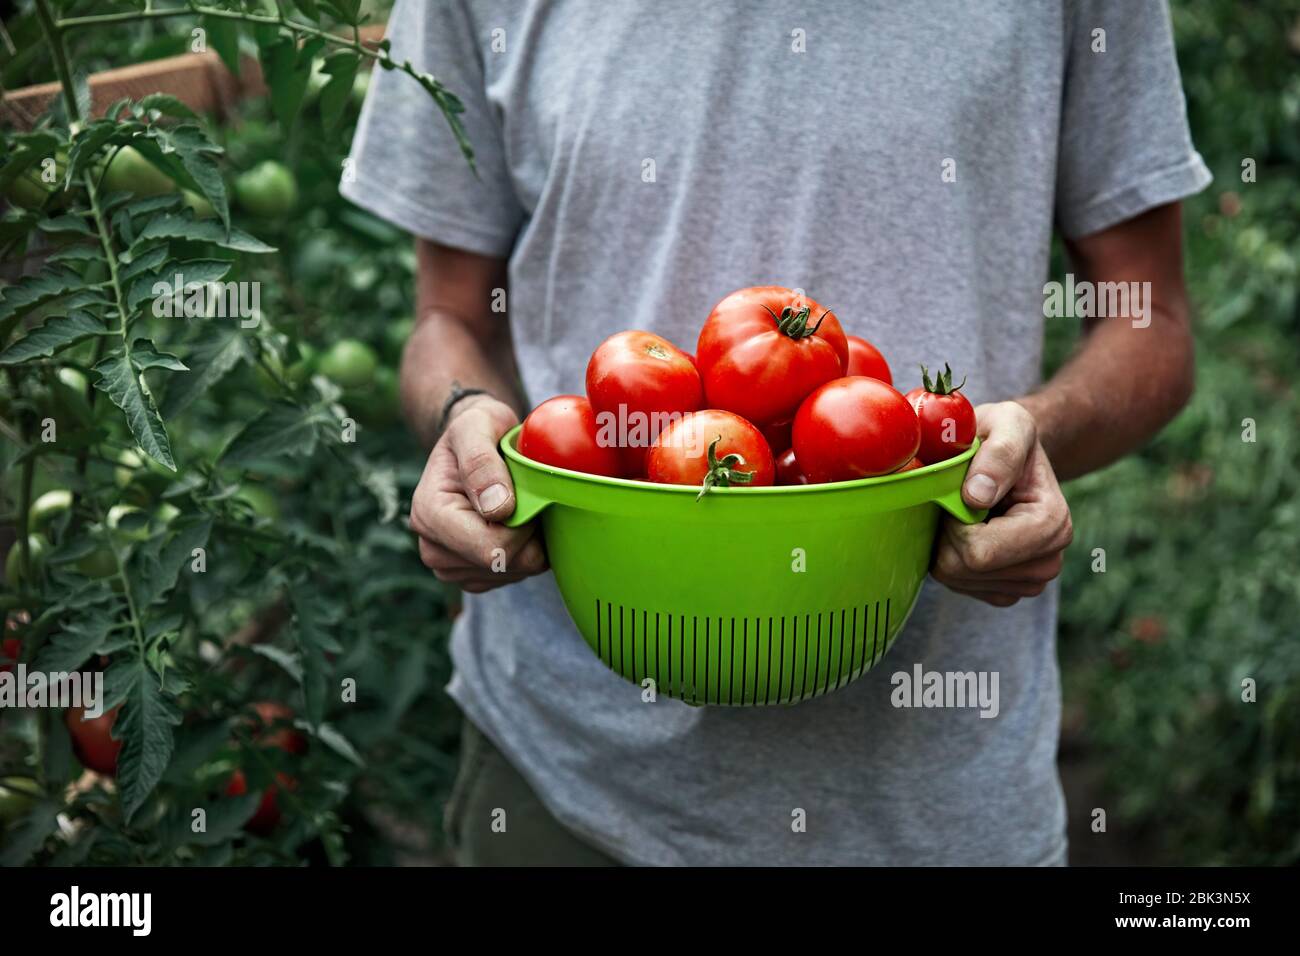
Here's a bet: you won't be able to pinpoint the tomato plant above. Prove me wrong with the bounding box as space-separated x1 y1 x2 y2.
904 364 977 464
233 160 299 219
646 409 774 496
519 395 623 477
0 0 476 866
696 286 848 427
793 377 920 482
64 705 122 776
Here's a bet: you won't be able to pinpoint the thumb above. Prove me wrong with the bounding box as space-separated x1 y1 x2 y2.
446 409 517 522
962 402 1036 509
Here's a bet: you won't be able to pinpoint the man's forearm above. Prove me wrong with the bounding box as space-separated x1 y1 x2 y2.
403 240 524 448
1018 305 1194 481
1016 203 1196 481
399 308 525 448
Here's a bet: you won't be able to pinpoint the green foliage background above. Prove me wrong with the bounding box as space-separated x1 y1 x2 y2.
1048 1 1300 864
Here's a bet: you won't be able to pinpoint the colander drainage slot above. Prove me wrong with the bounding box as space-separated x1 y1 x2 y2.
593 598 894 705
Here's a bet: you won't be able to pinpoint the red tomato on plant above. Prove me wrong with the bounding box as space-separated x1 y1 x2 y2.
225 769 295 836
845 335 892 385
65 705 122 776
793 377 920 482
904 364 977 464
519 395 623 477
646 410 775 497
775 447 809 486
585 331 702 473
0 637 20 674
696 286 848 427
250 701 308 755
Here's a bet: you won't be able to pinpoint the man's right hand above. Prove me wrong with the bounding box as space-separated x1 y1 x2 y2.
410 395 548 593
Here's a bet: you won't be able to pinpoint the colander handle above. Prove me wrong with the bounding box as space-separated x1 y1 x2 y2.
502 485 552 528
934 489 988 525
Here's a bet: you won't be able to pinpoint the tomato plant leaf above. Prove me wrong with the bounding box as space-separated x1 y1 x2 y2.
137 93 198 121
92 349 177 471
290 585 343 727
262 38 314 129
161 323 251 417
0 130 60 190
0 311 109 366
0 266 88 336
46 243 104 264
66 120 119 186
114 663 181 822
0 800 61 867
314 723 365 768
251 644 304 681
129 338 188 372
135 213 276 253
33 608 119 672
320 52 359 131
321 0 363 25
356 460 400 523
127 258 232 314
202 16 241 76
37 213 95 236
132 515 213 608
220 402 322 465
119 245 170 282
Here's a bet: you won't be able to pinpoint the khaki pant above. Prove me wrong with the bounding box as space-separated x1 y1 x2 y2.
443 718 621 866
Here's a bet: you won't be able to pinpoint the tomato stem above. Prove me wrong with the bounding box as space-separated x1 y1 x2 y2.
919 363 966 395
763 304 831 340
697 435 755 499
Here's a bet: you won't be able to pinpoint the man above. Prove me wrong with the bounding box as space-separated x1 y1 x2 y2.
342 0 1208 865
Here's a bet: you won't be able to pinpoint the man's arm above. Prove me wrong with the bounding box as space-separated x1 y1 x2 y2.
1018 202 1195 480
401 240 524 446
405 239 547 593
932 202 1195 606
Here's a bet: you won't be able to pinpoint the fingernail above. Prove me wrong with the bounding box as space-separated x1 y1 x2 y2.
478 484 508 513
965 473 998 506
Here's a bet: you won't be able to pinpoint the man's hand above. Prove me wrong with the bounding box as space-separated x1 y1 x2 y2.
931 402 1073 607
410 395 548 593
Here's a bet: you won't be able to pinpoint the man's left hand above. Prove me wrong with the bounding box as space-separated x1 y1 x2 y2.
931 401 1073 607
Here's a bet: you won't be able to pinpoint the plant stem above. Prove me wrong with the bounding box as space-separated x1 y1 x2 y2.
55 3 475 166
34 0 148 660
32 0 78 128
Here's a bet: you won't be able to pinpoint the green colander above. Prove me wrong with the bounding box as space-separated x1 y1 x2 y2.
501 425 986 706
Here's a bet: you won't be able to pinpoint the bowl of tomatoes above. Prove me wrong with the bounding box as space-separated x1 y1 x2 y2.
502 286 986 706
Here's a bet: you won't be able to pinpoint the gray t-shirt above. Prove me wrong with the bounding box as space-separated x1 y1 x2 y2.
343 0 1209 865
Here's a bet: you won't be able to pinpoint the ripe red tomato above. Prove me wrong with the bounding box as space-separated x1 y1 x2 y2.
793 377 920 482
696 286 848 427
250 701 308 755
65 705 122 776
646 410 775 495
904 364 977 464
519 395 623 477
845 335 892 385
896 456 925 473
0 637 20 674
775 447 809 486
225 769 295 836
585 331 702 473
760 419 792 456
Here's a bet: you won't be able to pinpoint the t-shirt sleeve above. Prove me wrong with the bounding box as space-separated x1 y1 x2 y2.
340 0 522 256
1054 0 1212 240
